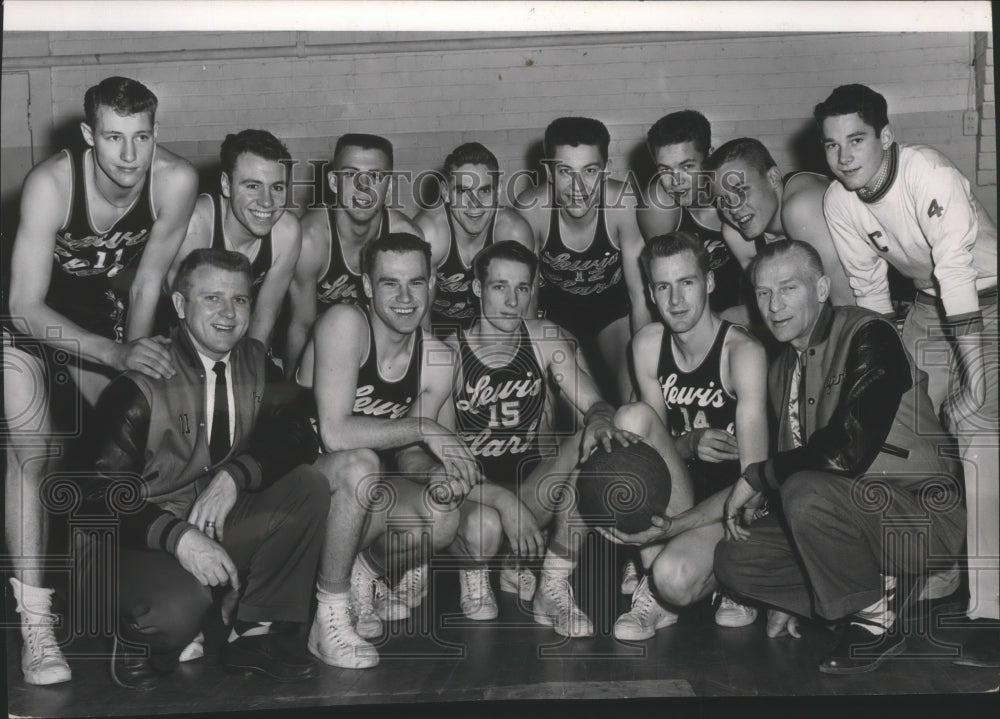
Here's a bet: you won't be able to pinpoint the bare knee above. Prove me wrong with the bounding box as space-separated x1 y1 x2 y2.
650 550 701 607
317 449 382 502
614 402 657 436
457 505 504 559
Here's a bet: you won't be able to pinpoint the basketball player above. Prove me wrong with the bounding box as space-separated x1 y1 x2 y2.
515 116 651 403
439 240 687 635
705 137 855 312
639 110 743 315
168 130 301 349
285 133 422 377
600 231 769 639
4 76 198 685
295 233 478 668
414 142 535 336
816 84 998 667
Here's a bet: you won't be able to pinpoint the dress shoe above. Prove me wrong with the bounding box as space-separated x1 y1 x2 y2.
819 621 906 674
953 621 1000 668
221 633 318 682
110 637 160 691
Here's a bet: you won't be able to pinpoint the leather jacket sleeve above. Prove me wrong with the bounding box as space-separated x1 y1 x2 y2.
218 358 319 493
747 320 913 491
81 376 194 552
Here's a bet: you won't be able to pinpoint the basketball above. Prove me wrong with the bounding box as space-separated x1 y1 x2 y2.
576 440 672 533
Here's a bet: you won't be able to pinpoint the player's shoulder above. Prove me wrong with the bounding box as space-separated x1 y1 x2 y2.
422 330 456 359
633 320 665 349
299 206 331 241
22 150 72 197
315 301 366 337
388 209 422 238
273 207 302 237
785 172 831 205
153 145 197 182
413 202 448 231
495 207 534 245
724 321 765 356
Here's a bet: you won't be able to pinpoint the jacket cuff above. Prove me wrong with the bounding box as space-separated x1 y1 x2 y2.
942 310 985 338
220 455 262 492
743 459 781 492
147 513 195 554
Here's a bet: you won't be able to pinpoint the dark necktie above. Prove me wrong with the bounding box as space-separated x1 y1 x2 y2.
209 361 230 464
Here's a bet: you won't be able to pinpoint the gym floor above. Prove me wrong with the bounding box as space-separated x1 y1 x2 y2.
4 545 998 719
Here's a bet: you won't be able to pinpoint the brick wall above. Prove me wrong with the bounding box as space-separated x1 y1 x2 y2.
2 31 995 219
974 32 996 190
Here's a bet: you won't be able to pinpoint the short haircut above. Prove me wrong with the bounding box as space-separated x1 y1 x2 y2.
84 76 158 128
639 231 710 281
220 129 291 177
173 248 253 297
747 239 825 287
445 142 500 177
334 133 394 168
646 110 712 158
704 138 777 176
814 84 890 134
544 117 611 163
361 232 432 277
472 240 539 284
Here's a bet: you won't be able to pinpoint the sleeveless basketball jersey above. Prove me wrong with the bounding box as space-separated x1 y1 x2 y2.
677 207 742 311
657 321 739 499
432 208 497 331
316 207 390 313
454 322 547 485
538 184 630 336
352 310 423 419
46 148 156 341
209 194 272 298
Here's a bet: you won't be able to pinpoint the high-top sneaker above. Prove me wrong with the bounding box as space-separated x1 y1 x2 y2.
307 591 379 669
532 573 594 637
613 576 679 640
459 567 498 620
9 578 71 685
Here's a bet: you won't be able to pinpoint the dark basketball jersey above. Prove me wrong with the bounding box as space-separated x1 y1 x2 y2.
46 148 156 341
657 321 739 499
538 184 630 337
209 194 272 299
316 206 390 313
454 322 547 485
431 208 497 332
678 208 742 312
352 310 422 420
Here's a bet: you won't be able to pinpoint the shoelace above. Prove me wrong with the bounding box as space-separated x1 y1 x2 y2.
467 569 490 596
542 576 575 609
399 566 425 599
321 601 358 646
24 622 61 660
718 595 740 611
629 580 659 621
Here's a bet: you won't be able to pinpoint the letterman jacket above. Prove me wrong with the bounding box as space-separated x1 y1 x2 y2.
743 304 961 503
81 325 318 553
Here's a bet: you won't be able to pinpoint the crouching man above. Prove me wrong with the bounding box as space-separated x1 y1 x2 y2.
715 240 965 674
81 248 330 688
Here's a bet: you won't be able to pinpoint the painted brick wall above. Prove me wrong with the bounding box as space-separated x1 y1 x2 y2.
3 31 995 220
974 32 996 190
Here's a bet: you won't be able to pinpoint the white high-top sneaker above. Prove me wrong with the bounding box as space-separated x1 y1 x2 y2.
390 563 428 610
532 573 594 637
9 577 72 685
620 559 640 595
714 593 759 628
350 556 384 639
459 567 498 621
307 592 379 669
499 561 536 602
613 576 679 641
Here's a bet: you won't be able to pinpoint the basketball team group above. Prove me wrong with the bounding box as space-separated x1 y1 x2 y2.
3 75 997 690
